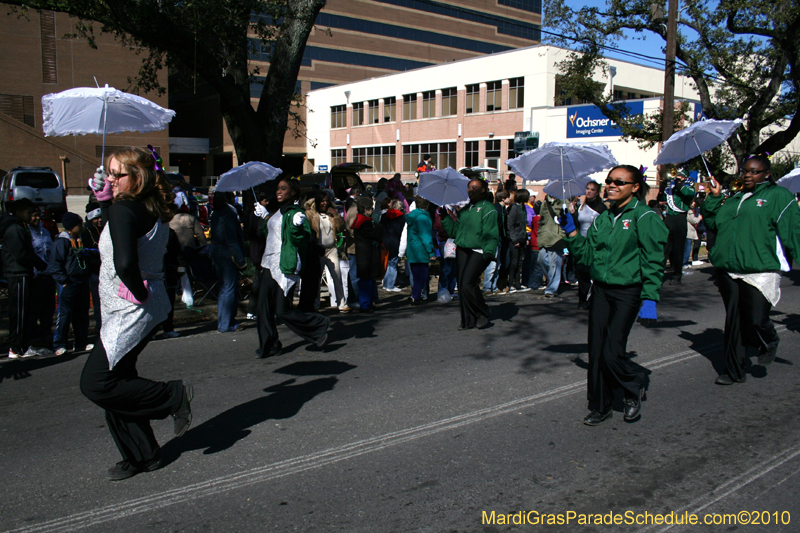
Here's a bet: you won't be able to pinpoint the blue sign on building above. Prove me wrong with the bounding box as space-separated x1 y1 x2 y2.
566 102 644 138
318 165 329 171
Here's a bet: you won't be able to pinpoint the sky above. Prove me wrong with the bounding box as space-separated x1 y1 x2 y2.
554 0 669 69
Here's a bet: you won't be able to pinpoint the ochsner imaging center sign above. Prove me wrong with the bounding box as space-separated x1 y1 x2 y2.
567 102 644 138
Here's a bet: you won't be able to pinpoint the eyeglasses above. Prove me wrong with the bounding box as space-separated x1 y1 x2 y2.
741 169 766 176
605 178 636 186
109 172 129 180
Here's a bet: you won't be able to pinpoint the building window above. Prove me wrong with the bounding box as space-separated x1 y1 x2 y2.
509 77 524 109
331 149 346 166
403 142 456 171
353 146 396 173
465 84 479 114
485 139 501 169
507 139 516 170
0 94 35 128
40 11 57 84
441 87 457 117
367 99 380 124
486 80 502 112
465 141 479 168
421 90 436 118
331 105 346 128
383 96 396 122
403 93 417 120
353 102 365 126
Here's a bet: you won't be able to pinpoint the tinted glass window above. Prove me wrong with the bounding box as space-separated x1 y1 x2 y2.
15 172 59 189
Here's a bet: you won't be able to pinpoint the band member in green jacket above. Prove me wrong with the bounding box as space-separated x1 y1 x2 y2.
254 177 330 358
441 178 500 330
561 165 668 425
702 154 800 385
663 169 696 284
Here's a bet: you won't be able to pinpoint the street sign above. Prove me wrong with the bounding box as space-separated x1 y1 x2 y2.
318 165 328 171
514 131 539 153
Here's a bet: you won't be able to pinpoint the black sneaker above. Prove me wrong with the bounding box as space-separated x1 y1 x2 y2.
758 339 779 366
108 460 142 481
173 381 193 437
583 409 612 426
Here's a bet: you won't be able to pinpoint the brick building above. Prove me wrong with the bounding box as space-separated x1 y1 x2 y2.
0 6 170 193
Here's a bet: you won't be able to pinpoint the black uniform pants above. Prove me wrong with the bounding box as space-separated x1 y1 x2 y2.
716 270 778 381
587 282 645 413
247 266 263 316
664 212 687 278
256 268 329 357
456 247 491 328
80 334 183 465
575 263 592 305
7 275 33 354
298 245 322 312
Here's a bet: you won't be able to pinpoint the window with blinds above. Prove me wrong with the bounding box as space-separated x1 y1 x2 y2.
0 95 35 128
40 11 57 84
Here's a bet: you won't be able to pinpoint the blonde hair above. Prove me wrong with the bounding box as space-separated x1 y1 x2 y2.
107 147 175 222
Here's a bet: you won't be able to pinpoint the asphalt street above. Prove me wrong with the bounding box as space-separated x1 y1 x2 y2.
2 265 800 533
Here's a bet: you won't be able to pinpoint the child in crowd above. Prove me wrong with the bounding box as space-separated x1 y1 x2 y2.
47 212 92 356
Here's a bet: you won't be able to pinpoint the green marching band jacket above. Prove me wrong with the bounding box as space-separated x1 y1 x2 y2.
702 181 800 274
441 199 500 256
666 182 696 215
565 198 668 302
262 202 312 276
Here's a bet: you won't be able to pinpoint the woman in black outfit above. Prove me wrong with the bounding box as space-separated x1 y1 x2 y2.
80 147 192 481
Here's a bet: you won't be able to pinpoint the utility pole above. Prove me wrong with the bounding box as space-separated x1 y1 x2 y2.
660 0 678 187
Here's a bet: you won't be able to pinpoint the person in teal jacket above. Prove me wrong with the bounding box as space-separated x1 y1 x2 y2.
562 165 668 425
441 178 500 329
255 178 330 358
702 154 800 385
405 197 436 303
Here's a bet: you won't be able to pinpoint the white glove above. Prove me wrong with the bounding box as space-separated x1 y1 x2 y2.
254 202 268 219
92 167 107 191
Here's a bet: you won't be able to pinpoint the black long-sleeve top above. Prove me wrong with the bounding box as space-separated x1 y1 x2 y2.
107 200 159 303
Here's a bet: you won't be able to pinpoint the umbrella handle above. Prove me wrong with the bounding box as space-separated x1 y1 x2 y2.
560 148 567 210
100 94 108 170
691 135 713 177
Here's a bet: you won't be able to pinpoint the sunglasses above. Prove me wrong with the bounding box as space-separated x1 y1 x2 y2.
741 169 766 176
605 178 636 186
109 172 129 180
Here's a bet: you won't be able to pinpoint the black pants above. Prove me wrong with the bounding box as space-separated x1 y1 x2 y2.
80 334 183 465
716 270 778 381
576 263 592 305
256 268 329 357
456 247 490 328
53 282 90 350
508 243 524 289
247 266 263 316
664 213 687 278
298 245 323 312
7 275 33 354
159 283 177 333
30 274 55 340
587 282 645 412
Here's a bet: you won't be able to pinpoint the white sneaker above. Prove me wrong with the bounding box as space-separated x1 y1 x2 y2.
339 305 351 312
245 313 256 320
55 347 68 356
163 331 180 339
518 286 531 292
692 260 703 266
384 287 402 292
8 349 21 359
22 347 45 357
84 344 94 352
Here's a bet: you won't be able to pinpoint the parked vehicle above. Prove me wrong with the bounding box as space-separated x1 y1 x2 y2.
297 162 369 198
0 166 67 220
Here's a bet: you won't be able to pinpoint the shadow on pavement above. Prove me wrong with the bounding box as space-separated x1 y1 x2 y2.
0 350 85 384
678 327 725 375
160 360 355 461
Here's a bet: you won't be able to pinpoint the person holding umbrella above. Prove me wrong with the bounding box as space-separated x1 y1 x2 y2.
80 147 192 480
560 165 668 425
662 168 696 284
702 154 800 385
440 178 500 330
